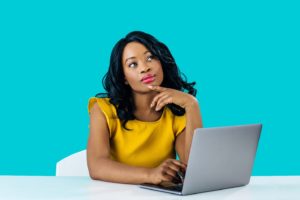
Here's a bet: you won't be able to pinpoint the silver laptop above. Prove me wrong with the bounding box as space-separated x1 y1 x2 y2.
140 124 262 195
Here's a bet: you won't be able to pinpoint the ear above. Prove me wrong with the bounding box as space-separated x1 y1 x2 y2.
124 78 128 85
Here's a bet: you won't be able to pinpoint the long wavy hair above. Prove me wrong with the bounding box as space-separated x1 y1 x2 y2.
96 31 197 130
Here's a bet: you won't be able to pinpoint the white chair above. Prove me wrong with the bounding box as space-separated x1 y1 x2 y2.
56 150 89 176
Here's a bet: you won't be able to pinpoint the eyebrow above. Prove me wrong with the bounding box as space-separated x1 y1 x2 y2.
125 51 150 64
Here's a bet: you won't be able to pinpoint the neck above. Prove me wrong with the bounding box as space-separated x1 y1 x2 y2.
131 91 164 122
132 91 157 112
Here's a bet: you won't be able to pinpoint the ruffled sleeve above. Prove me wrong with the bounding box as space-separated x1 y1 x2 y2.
173 114 186 137
88 97 117 138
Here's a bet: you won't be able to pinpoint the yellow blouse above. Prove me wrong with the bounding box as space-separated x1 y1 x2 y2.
88 97 186 168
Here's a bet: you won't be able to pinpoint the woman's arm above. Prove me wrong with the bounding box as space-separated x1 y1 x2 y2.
87 103 183 184
147 85 203 165
175 98 203 164
87 103 150 184
181 98 203 163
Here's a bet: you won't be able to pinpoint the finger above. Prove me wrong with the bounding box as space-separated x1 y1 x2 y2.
181 162 187 168
162 163 177 176
151 92 167 108
164 168 177 178
155 94 169 106
167 158 182 166
147 85 167 92
165 159 184 172
154 94 169 110
167 163 180 172
171 160 187 170
177 159 187 167
156 97 173 111
164 167 182 183
162 174 174 182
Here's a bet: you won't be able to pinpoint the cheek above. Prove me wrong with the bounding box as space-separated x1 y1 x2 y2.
155 64 164 81
124 71 139 87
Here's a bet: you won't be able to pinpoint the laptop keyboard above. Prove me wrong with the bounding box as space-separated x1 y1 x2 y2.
159 182 183 191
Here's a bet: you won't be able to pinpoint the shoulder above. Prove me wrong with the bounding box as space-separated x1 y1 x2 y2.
88 97 111 112
164 107 186 136
88 97 118 136
88 97 117 118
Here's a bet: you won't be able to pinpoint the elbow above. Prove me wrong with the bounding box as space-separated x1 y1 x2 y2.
87 158 108 181
88 167 98 180
88 168 106 181
89 173 99 181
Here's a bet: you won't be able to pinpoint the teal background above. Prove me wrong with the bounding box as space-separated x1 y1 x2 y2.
0 1 299 176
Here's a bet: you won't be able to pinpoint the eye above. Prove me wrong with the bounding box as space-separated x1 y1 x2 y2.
128 62 137 68
147 55 154 61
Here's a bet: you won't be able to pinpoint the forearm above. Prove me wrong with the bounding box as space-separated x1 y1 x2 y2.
184 98 203 162
89 158 151 184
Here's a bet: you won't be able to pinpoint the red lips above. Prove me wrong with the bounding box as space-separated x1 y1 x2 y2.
141 74 155 81
141 74 155 84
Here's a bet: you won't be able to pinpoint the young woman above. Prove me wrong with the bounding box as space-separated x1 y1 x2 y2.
87 31 203 185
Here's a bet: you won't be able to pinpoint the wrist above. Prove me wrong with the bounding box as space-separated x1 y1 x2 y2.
143 168 153 184
183 95 198 110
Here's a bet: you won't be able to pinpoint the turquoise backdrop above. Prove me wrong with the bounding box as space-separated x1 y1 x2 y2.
0 1 299 175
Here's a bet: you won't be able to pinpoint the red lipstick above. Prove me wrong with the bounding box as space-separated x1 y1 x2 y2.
141 74 155 84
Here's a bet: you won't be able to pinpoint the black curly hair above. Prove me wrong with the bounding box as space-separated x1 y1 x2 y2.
96 31 197 130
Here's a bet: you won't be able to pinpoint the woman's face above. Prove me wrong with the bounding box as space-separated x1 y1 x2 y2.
122 42 164 93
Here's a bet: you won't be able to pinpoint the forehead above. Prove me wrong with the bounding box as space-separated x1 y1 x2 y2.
122 42 150 61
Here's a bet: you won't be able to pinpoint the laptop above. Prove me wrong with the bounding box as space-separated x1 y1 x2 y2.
139 124 262 195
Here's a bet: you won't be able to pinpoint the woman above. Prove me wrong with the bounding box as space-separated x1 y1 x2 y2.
87 31 203 185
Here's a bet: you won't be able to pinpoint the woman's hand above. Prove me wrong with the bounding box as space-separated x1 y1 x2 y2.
148 158 187 185
147 85 198 111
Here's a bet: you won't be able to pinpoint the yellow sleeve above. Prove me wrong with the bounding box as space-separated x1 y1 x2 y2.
87 97 117 138
173 114 186 137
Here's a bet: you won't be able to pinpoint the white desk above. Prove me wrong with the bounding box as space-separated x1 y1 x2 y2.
0 176 299 199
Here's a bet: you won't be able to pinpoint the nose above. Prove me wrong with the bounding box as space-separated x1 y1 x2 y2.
139 63 151 74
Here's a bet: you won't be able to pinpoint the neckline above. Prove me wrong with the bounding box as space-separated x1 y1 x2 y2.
133 107 167 123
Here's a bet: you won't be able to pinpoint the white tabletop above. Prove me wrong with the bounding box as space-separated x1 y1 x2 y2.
0 176 299 200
